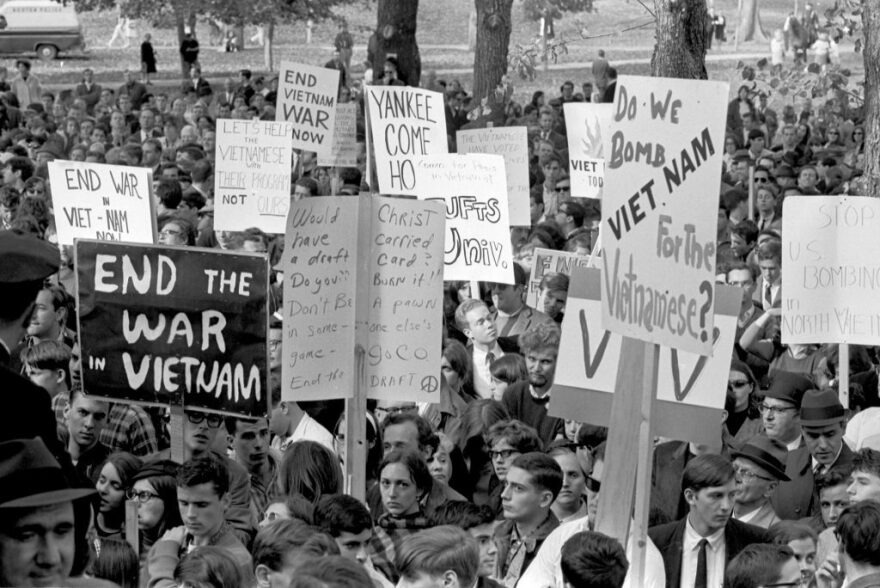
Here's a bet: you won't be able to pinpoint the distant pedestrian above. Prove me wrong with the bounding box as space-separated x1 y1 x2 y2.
591 49 609 95
334 21 353 85
713 11 727 45
180 29 200 77
141 33 157 85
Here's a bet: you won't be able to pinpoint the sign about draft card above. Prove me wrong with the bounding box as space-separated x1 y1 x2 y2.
415 153 514 284
367 197 445 402
366 85 448 195
551 267 740 445
214 119 294 233
75 241 268 416
457 127 530 226
782 196 880 344
49 161 155 246
526 248 591 308
318 102 358 168
600 76 728 355
564 102 613 200
276 62 339 153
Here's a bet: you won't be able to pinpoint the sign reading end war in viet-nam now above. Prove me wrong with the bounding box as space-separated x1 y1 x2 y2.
782 196 880 345
49 161 156 246
276 62 339 154
366 85 448 196
600 76 728 355
415 153 514 284
564 103 613 200
75 241 269 417
214 119 294 234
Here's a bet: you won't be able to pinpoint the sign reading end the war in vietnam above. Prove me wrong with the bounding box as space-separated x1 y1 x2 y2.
75 241 269 417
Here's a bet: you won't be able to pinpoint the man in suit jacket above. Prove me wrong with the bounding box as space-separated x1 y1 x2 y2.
730 436 789 529
74 68 102 113
599 67 618 103
649 454 772 588
489 263 553 340
530 106 567 152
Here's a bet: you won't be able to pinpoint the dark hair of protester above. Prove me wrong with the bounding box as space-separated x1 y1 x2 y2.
518 321 560 355
278 440 343 503
770 520 817 545
490 353 529 387
20 339 72 388
178 454 229 496
730 220 759 246
129 460 182 551
852 448 880 479
294 176 319 196
161 215 196 246
313 494 373 537
510 452 564 498
528 227 556 250
757 239 782 263
253 519 339 579
381 412 439 456
487 419 543 453
560 531 629 588
6 155 34 181
89 537 139 588
682 454 735 493
174 546 246 588
815 465 853 494
726 544 796 588
380 449 434 502
836 501 880 566
396 526 479 588
287 555 373 588
181 188 206 211
429 500 495 529
817 344 873 382
442 339 471 391
155 178 182 209
332 412 383 484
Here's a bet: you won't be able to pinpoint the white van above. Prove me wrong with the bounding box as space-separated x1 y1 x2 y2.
0 0 85 59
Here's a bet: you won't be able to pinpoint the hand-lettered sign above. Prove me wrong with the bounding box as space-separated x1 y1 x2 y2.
49 161 156 246
525 248 591 309
563 102 613 200
318 102 359 168
75 241 269 417
276 62 340 154
600 76 728 355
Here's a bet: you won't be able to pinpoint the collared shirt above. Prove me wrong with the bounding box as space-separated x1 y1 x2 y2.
812 443 845 476
681 518 726 588
473 343 504 399
99 403 159 457
247 452 279 522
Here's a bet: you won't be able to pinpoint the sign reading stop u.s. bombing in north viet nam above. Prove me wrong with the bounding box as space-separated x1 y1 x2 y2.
75 241 269 417
276 62 339 154
600 76 728 355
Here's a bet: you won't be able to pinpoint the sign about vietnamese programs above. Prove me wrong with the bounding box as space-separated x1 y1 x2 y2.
457 126 530 226
525 248 592 308
551 267 740 445
600 76 728 355
276 61 339 153
318 102 358 168
75 241 269 417
213 119 294 233
415 153 514 284
782 196 880 345
564 102 613 200
366 85 448 196
49 161 156 246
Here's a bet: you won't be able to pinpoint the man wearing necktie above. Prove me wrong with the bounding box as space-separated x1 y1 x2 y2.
753 241 782 311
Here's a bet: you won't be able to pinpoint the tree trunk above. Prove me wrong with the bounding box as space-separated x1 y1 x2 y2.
651 0 709 79
738 0 767 42
374 0 421 87
473 0 514 102
861 0 880 198
263 22 274 71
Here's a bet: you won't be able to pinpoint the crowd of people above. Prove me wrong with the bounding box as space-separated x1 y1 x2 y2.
0 6 877 587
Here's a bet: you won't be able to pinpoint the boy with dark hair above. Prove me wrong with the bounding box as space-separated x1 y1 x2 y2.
823 502 880 587
429 501 498 580
486 419 543 514
20 339 73 430
815 466 852 529
396 526 480 588
560 531 629 588
725 544 801 588
252 518 339 588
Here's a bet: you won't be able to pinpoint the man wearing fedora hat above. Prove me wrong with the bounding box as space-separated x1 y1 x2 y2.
759 371 812 452
771 389 854 521
731 436 789 529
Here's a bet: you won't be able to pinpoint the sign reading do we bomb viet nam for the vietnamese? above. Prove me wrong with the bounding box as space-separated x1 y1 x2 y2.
75 241 269 417
276 62 339 154
782 196 880 345
366 86 448 195
48 161 156 246
415 153 515 284
601 76 728 355
214 119 294 234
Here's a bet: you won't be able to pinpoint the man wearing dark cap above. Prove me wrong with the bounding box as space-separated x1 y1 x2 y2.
773 164 797 190
489 263 553 340
771 388 854 520
731 436 789 529
760 371 811 451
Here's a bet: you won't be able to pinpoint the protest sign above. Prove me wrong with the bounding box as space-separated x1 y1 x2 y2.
365 85 448 195
75 241 269 417
414 153 514 284
456 126 530 226
782 196 880 344
276 62 339 153
600 76 728 355
564 102 613 200
551 267 740 445
48 161 156 246
525 248 591 308
213 119 294 233
318 102 359 168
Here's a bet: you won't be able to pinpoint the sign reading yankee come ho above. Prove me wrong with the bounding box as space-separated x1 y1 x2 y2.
600 76 728 355
75 241 269 417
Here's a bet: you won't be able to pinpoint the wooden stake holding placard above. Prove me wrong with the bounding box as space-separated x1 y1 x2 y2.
125 500 139 555
748 165 755 222
839 343 850 409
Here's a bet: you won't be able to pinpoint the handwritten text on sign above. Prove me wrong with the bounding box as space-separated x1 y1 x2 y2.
282 197 358 401
276 62 339 153
457 127 530 226
367 198 445 402
564 103 613 200
366 86 448 195
49 161 155 246
782 196 880 344
600 76 728 355
75 242 268 416
214 119 294 233
318 102 358 168
415 153 514 284
525 248 591 308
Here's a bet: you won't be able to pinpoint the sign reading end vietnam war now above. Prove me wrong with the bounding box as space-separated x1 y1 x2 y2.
600 76 728 355
75 241 269 417
276 62 339 154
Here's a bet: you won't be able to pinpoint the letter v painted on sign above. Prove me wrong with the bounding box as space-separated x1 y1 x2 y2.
579 309 611 378
669 327 721 401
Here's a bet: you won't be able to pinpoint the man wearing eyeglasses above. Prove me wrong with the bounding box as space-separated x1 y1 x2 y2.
730 436 789 529
759 371 811 452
